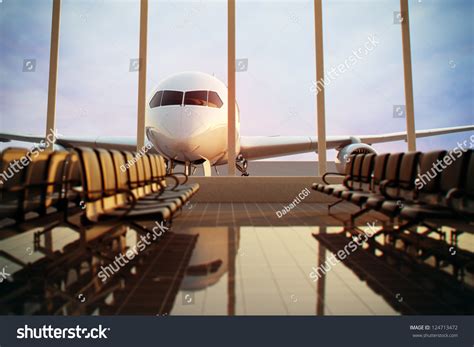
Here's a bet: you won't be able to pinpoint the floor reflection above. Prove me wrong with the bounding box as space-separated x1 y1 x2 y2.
1 217 473 315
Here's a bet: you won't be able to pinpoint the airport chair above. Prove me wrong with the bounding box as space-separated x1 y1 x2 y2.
327 153 368 214
377 152 421 215
0 148 29 223
331 153 366 199
311 154 359 213
351 152 426 233
130 153 196 205
21 151 51 216
140 154 187 206
390 150 474 277
399 150 473 232
349 153 390 209
152 154 199 195
108 150 181 211
118 151 185 208
312 153 356 193
74 147 174 226
340 153 376 201
363 153 405 214
1 148 74 226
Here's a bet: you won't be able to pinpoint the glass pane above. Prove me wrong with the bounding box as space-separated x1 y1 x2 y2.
208 91 223 108
55 0 139 139
149 90 163 108
324 0 406 157
410 0 474 152
0 0 53 150
161 90 183 106
184 90 208 106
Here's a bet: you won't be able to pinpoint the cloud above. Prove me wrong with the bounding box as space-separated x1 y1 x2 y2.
0 0 472 161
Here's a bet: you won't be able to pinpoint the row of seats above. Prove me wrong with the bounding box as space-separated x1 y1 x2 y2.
313 149 473 228
0 148 79 223
0 146 199 231
76 147 198 224
313 149 474 278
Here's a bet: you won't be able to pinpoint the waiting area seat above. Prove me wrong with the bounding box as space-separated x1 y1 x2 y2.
0 146 200 314
313 149 474 279
0 145 199 246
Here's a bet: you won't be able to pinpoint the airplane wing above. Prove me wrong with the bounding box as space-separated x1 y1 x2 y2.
240 125 474 160
0 132 138 151
1 124 472 159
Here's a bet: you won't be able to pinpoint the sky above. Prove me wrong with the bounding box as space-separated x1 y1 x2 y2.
0 0 473 161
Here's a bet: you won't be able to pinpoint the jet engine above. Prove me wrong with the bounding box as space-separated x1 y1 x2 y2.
335 143 377 173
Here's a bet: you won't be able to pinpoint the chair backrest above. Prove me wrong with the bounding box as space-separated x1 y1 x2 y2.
383 153 404 198
153 154 168 188
45 151 69 209
147 154 162 191
134 154 147 197
96 149 119 211
0 148 29 218
75 147 105 221
122 151 138 188
415 150 446 205
344 154 356 176
109 150 130 206
396 151 420 202
461 150 474 214
23 151 51 213
141 155 154 194
63 152 82 205
359 153 375 192
372 153 390 193
442 149 473 213
346 154 364 189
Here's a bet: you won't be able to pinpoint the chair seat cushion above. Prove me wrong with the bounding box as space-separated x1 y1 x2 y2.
365 195 385 210
0 201 19 219
350 192 371 206
137 196 183 208
331 186 348 197
380 200 402 215
117 200 178 214
400 204 455 221
104 205 171 220
340 190 354 200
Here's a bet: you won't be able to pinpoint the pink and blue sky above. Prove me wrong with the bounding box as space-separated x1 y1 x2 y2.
0 0 473 160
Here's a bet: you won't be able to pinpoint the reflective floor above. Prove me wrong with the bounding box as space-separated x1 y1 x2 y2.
1 203 473 315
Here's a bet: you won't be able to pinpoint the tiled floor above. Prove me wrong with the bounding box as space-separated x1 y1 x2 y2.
1 202 473 315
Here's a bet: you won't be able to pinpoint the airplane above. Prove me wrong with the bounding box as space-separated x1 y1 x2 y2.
1 71 473 176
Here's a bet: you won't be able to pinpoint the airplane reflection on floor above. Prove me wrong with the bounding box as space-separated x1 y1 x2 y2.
1 205 473 315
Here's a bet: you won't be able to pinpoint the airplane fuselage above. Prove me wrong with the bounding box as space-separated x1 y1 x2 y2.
145 71 240 165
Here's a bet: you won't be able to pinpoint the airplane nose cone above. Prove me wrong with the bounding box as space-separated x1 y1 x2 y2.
158 107 206 140
148 107 207 162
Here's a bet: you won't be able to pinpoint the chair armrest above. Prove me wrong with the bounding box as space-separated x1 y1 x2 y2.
77 187 137 220
445 188 464 208
165 174 180 190
114 189 137 219
379 179 398 199
149 175 180 191
343 176 352 189
322 172 346 185
171 172 189 185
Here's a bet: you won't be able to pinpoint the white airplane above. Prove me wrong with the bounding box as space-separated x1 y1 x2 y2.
1 71 473 176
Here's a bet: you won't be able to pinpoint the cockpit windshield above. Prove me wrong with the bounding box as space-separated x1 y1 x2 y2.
161 90 184 106
208 91 223 108
184 90 208 106
149 90 224 109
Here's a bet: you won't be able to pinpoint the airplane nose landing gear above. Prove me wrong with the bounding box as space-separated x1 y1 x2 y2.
236 154 249 176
